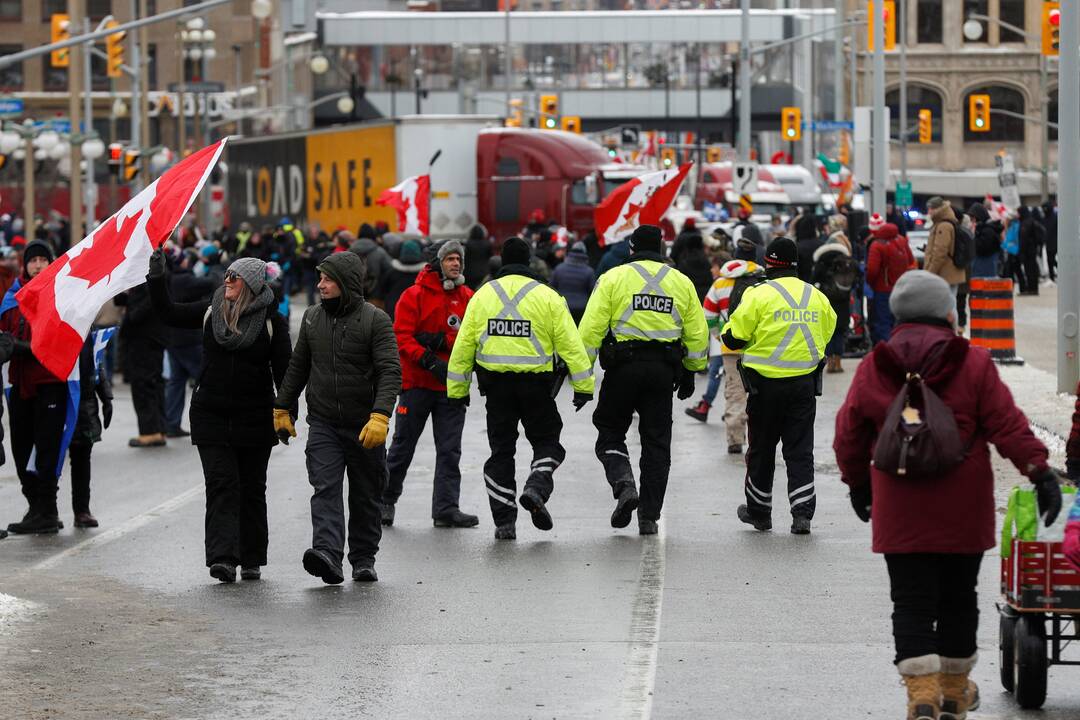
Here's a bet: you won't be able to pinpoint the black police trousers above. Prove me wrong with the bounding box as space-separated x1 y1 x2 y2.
592 359 676 522
482 371 565 528
743 370 817 520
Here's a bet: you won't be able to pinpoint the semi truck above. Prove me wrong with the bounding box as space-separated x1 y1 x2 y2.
226 115 645 240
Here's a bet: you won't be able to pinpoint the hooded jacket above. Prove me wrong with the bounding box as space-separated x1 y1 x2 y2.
550 247 596 312
794 215 824 284
394 265 473 392
866 231 915 293
464 225 493 290
675 233 713 303
924 204 966 286
349 236 392 300
276 252 401 428
834 322 1048 554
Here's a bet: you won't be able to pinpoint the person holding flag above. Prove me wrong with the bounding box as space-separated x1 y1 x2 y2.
578 225 709 535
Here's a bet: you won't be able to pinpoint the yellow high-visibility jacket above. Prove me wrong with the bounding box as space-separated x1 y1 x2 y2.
447 273 595 399
721 275 836 379
578 259 709 372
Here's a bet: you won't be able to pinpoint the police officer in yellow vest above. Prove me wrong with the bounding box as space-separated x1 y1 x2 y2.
721 236 836 535
579 225 709 535
447 237 594 540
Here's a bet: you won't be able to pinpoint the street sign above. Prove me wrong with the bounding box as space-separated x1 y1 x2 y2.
168 81 225 94
894 181 913 207
997 152 1021 209
733 162 759 194
0 98 23 116
619 125 640 147
809 120 854 131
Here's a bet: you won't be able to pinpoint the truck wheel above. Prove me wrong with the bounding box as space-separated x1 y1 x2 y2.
1013 613 1048 709
999 612 1017 692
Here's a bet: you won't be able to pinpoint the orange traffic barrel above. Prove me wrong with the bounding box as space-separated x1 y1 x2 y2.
969 277 1024 365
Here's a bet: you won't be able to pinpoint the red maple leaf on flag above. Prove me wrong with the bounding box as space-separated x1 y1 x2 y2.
67 211 143 287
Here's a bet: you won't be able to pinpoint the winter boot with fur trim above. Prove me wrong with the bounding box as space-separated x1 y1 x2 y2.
898 655 941 720
939 654 979 720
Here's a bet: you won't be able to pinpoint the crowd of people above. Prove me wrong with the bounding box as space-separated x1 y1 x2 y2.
0 195 1077 720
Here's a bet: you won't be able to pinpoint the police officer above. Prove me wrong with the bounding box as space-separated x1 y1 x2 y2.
721 237 836 535
447 237 594 540
578 225 709 535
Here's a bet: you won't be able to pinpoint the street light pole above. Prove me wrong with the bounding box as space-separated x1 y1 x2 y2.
833 0 844 121
1058 1 1079 393
898 0 908 199
83 17 95 227
1040 56 1050 203
23 133 33 228
871 0 886 216
738 0 751 160
68 0 83 239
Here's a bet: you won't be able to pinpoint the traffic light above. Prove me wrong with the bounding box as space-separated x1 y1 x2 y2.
838 131 850 165
123 149 140 183
781 106 802 142
540 94 558 129
560 115 581 133
867 1 896 52
506 98 523 127
661 147 676 168
107 143 123 176
917 108 932 144
106 21 125 78
50 14 70 68
969 94 990 133
1043 2 1061 56
706 146 722 163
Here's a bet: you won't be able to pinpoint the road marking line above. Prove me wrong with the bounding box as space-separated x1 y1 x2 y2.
29 484 204 573
618 518 666 720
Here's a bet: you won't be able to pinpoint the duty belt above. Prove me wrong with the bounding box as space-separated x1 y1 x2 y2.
741 281 822 371
613 263 683 341
475 279 552 367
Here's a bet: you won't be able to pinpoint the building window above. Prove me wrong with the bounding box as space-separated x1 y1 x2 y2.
963 0 988 43
0 0 20 21
0 45 21 89
147 44 157 90
1049 89 1058 142
999 0 1025 43
887 84 945 143
916 1 942 44
43 0 110 21
42 55 67 91
964 85 1025 142
89 47 108 90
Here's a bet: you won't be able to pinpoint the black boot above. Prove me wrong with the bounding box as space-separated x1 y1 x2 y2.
519 488 553 531
302 548 344 585
736 504 772 532
209 563 237 583
638 519 659 535
790 517 811 535
8 511 62 535
352 565 378 582
610 484 640 529
380 503 396 527
494 524 517 540
433 509 480 528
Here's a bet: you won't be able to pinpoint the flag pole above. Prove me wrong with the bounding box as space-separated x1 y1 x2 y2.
427 149 441 239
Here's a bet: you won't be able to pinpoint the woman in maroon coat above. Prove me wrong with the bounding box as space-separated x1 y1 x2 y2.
834 270 1061 720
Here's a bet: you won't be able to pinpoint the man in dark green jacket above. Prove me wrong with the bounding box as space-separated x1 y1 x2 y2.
275 252 401 584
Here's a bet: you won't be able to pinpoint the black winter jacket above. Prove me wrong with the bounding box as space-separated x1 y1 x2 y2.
71 335 113 446
149 273 292 446
276 252 401 430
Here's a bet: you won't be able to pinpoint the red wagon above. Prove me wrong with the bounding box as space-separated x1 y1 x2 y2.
999 539 1080 708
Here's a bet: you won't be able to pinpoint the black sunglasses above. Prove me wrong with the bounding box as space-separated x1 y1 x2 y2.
224 270 240 282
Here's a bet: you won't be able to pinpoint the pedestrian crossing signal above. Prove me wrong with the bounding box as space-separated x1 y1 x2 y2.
917 108 932 144
781 107 802 141
106 21 126 79
1043 3 1061 57
50 14 70 68
969 94 990 133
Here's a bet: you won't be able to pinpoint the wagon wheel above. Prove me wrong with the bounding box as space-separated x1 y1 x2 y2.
1013 613 1048 709
999 612 1017 692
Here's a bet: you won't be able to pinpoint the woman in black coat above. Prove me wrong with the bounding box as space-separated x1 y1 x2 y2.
148 250 291 584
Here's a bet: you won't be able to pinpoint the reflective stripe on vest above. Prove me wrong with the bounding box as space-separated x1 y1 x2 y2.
613 263 683 341
741 281 822 370
475 279 551 366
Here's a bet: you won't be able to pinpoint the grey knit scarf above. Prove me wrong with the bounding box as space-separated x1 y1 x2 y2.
210 284 276 351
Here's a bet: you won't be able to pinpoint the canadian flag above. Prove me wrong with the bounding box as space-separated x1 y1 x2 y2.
377 174 430 235
15 139 227 379
594 163 692 247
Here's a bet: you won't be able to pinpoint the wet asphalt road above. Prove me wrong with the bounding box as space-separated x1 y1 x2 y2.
2 307 1080 718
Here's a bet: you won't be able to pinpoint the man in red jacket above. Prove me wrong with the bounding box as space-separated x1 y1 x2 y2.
381 239 478 528
834 269 1061 720
865 221 914 345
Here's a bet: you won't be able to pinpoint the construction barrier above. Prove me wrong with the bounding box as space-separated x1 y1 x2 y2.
969 277 1024 365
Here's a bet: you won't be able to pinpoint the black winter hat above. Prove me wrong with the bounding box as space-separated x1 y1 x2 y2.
794 214 818 241
357 223 377 240
501 236 531 266
763 237 798 268
22 239 55 268
629 224 663 254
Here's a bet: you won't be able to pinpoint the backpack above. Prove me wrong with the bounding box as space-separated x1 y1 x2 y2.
950 221 974 269
871 365 966 480
727 269 766 317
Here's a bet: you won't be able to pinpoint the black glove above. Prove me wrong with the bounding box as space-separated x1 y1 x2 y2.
1033 468 1064 527
100 394 113 430
12 338 31 356
147 248 167 279
448 394 470 408
419 350 448 383
676 368 696 400
414 331 446 352
849 483 872 523
572 392 593 412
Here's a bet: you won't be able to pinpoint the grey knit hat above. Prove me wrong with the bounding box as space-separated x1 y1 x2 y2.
437 238 465 262
889 269 956 323
227 257 268 294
